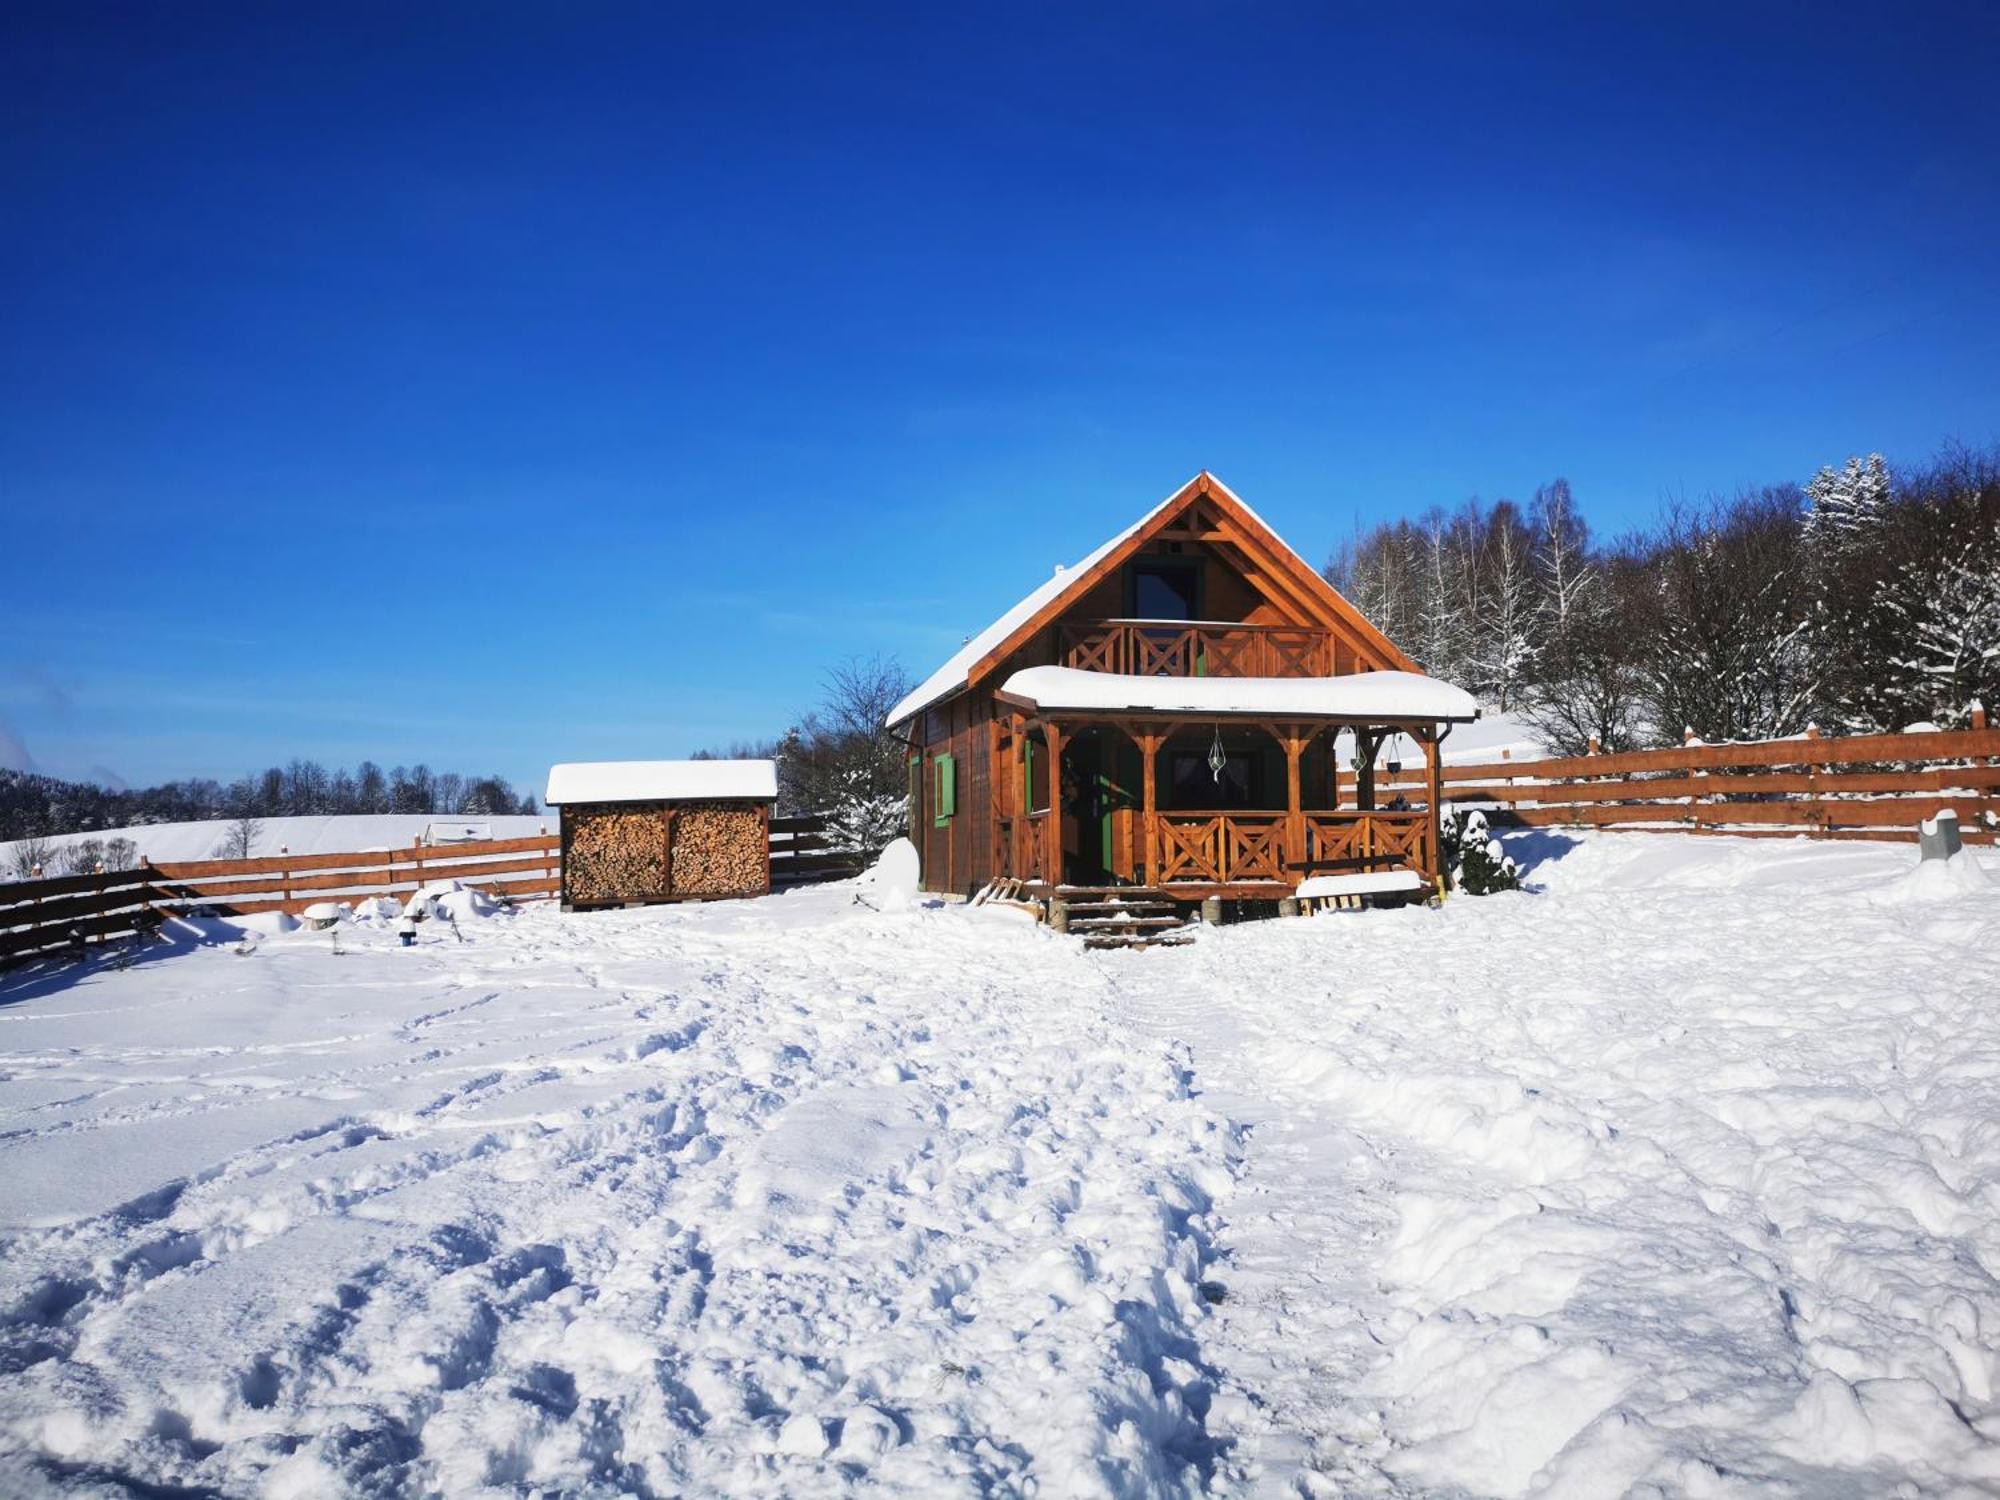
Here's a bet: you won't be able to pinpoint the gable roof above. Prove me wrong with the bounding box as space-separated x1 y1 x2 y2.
886 472 1418 728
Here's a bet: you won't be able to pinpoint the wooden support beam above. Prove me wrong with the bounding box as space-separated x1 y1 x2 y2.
1419 726 1442 883
1043 721 1065 886
1136 727 1162 887
1281 724 1307 874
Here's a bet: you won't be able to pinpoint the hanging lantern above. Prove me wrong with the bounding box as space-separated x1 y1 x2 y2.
1208 724 1227 782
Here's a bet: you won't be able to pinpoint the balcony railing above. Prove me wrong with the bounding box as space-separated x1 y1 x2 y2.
1058 620 1334 678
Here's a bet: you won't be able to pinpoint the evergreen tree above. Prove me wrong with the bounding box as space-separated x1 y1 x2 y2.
1803 453 1890 552
1441 809 1521 894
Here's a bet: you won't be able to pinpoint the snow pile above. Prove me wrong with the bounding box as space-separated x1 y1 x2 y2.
1 831 1997 1495
1875 849 1994 905
854 837 921 907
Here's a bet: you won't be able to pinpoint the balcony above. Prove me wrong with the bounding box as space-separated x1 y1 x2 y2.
1058 620 1334 678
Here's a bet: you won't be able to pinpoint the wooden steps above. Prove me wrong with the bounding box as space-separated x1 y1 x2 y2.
1054 886 1195 951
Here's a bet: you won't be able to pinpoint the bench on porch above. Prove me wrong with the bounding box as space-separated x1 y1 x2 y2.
1290 853 1435 911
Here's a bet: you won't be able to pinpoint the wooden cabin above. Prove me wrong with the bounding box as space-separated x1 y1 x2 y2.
886 473 1478 904
545 760 777 909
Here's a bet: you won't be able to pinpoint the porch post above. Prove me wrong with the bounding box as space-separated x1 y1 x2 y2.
1043 721 1065 887
1281 723 1305 873
1010 713 1029 881
1420 726 1441 882
1356 730 1378 812
1139 728 1161 887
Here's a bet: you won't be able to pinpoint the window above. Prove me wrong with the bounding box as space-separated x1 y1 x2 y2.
1025 739 1050 814
933 753 956 826
1168 750 1261 810
1128 558 1201 621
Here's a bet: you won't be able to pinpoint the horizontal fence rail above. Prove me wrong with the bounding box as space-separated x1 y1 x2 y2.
0 866 162 963
768 813 868 887
5 812 881 964
1382 721 2000 843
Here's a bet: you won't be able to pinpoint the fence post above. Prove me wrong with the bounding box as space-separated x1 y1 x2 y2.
1802 724 1826 836
1682 729 1710 829
279 846 291 910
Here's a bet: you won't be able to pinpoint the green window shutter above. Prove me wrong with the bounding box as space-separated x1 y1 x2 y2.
934 752 956 825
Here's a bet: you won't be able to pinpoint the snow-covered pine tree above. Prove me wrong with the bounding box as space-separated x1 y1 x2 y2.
1440 808 1521 894
1802 453 1890 553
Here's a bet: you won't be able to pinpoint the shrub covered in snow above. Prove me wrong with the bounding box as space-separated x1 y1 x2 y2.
1441 808 1521 895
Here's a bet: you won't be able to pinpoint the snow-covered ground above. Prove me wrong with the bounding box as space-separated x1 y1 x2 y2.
2 833 1997 1496
2 815 553 870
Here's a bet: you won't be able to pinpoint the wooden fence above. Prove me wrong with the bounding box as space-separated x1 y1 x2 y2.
4 813 872 965
768 813 868 887
0 864 164 964
1382 719 2000 843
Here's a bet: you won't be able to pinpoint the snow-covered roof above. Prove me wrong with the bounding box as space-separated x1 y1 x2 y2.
885 473 1363 728
544 760 778 806
997 666 1480 721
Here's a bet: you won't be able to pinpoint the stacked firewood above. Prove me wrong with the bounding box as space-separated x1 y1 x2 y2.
669 803 766 895
565 806 668 902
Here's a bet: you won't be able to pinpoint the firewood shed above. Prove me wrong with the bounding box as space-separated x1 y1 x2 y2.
544 760 778 910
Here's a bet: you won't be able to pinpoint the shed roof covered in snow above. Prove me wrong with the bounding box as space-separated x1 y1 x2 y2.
997 666 1480 722
544 760 778 806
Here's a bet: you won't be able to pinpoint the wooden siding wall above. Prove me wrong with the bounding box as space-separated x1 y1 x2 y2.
916 696 1001 896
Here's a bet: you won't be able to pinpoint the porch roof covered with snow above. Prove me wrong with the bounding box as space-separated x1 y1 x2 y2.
994 666 1479 725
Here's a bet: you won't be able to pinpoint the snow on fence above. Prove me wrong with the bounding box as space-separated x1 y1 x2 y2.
1383 715 2000 842
3 816 869 964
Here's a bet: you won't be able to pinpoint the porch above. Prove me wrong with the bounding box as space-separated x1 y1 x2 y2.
1004 805 1436 900
990 665 1473 900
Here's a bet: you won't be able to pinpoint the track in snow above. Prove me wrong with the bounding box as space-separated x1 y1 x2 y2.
2 831 1998 1497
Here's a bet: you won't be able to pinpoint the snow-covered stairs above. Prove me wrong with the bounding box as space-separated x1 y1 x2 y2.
1056 886 1195 951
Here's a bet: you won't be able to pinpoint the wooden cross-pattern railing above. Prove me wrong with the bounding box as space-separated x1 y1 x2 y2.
1059 621 1334 678
1151 809 1434 887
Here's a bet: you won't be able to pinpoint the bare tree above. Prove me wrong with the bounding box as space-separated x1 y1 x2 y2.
214 813 262 861
9 834 58 880
59 838 106 877
779 655 915 851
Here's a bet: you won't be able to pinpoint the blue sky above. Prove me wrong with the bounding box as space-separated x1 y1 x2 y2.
4 3 1997 793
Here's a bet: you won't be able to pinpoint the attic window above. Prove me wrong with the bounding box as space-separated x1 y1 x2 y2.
1129 558 1201 621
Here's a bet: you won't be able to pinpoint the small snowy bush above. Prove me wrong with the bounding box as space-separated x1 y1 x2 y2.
1441 809 1521 895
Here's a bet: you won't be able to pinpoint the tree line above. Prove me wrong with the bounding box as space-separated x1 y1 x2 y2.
1 759 539 853
1326 440 2000 754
